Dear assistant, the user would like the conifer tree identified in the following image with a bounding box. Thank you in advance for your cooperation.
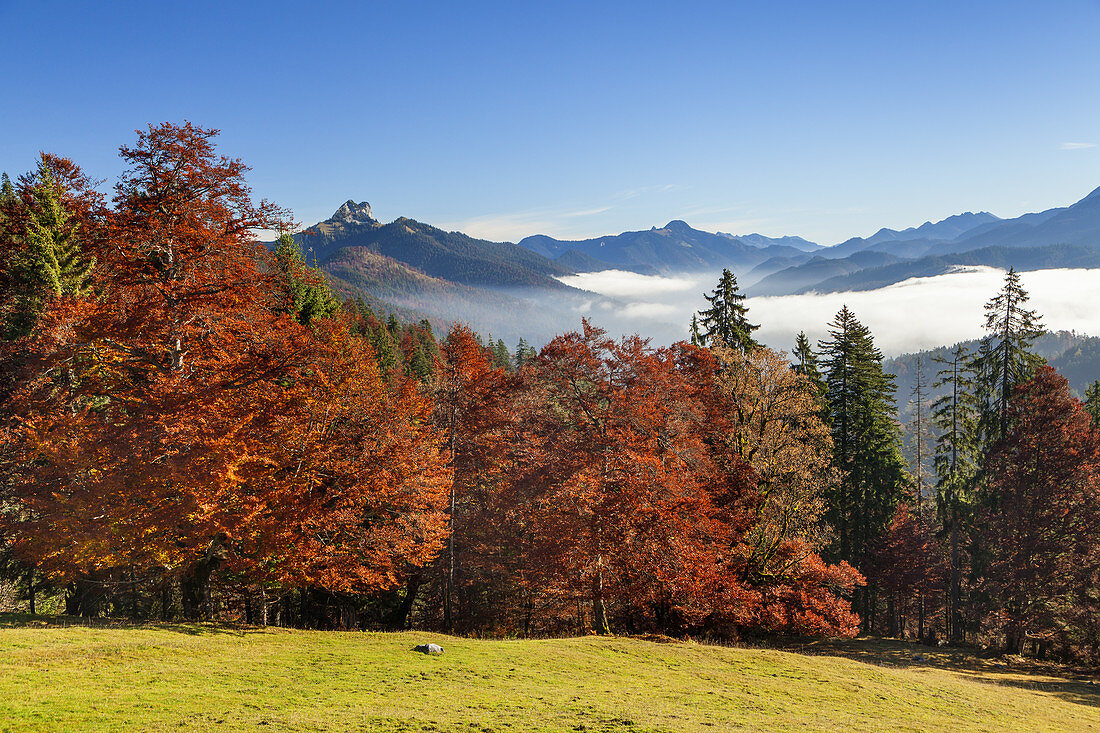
[908,356,932,512]
[3,161,95,338]
[0,173,14,209]
[274,232,339,326]
[971,268,1044,448]
[818,306,909,626]
[931,345,980,643]
[792,330,826,405]
[514,338,536,369]
[694,269,758,352]
[490,338,512,371]
[689,314,703,346]
[1085,380,1100,428]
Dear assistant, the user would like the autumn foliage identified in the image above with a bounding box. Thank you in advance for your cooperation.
[0,124,449,620]
[2,122,863,638]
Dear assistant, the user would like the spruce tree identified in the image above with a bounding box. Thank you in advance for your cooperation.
[274,232,339,326]
[514,338,536,369]
[694,269,758,352]
[0,173,14,208]
[792,330,826,405]
[971,268,1044,447]
[4,163,95,339]
[819,306,909,627]
[931,345,980,643]
[908,356,932,512]
[1084,380,1100,428]
[491,338,512,371]
[689,314,703,346]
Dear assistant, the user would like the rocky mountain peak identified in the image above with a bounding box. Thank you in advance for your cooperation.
[331,200,377,225]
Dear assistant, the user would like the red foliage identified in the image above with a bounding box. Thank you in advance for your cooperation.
[979,366,1100,655]
[1,124,449,616]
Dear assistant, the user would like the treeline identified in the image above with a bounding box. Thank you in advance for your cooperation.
[1,124,1099,662]
[0,123,860,640]
[692,267,1100,660]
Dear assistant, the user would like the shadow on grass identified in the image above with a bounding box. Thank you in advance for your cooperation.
[783,636,1100,709]
[0,612,266,637]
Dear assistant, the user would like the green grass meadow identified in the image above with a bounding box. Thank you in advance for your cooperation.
[0,616,1097,732]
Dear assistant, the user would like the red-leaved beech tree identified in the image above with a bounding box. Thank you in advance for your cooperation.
[0,123,450,619]
[507,322,740,634]
[978,366,1100,657]
[867,503,940,637]
[429,322,863,637]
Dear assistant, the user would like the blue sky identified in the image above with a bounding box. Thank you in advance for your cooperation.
[2,0,1098,244]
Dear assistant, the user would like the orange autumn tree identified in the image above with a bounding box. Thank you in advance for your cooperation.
[426,325,516,630]
[702,343,863,636]
[502,322,752,634]
[0,123,449,618]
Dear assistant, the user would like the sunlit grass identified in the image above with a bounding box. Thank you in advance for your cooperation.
[1,615,1097,732]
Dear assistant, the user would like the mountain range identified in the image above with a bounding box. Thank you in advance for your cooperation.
[271,184,1100,343]
[745,186,1100,295]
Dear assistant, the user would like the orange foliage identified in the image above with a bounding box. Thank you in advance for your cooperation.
[1,124,449,612]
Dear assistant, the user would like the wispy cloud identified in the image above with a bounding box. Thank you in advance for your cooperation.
[560,206,612,218]
[1060,142,1097,150]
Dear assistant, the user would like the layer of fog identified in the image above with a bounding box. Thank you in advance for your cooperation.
[558,266,1100,356]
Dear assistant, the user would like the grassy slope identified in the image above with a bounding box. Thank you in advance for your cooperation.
[1,618,1097,732]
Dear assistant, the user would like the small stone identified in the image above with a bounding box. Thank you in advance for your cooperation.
[414,643,444,655]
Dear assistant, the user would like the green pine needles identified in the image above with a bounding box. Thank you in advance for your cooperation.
[3,161,95,339]
[818,305,909,626]
[970,267,1045,446]
[692,269,758,352]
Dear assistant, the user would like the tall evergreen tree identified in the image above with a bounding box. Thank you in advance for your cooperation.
[792,330,826,405]
[1085,380,1100,428]
[971,268,1044,448]
[514,338,536,369]
[694,269,758,352]
[818,306,909,627]
[931,345,980,643]
[274,232,339,326]
[0,173,14,209]
[3,162,95,338]
[689,314,703,347]
[908,356,932,512]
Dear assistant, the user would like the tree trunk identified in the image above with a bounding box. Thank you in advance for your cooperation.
[592,562,610,635]
[27,571,36,615]
[181,534,229,621]
[949,521,962,644]
[160,578,171,622]
[917,593,925,641]
[387,574,422,630]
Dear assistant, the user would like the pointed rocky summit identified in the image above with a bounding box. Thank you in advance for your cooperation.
[331,200,377,225]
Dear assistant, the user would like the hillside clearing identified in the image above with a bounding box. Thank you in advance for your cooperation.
[0,616,1097,732]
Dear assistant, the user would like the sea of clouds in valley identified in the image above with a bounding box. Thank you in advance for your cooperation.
[557,267,1100,356]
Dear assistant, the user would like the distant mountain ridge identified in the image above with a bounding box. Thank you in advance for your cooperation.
[268,202,625,343]
[274,184,1100,342]
[517,220,812,275]
[721,232,822,252]
[746,186,1100,296]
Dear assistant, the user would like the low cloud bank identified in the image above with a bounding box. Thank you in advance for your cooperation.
[559,266,1100,355]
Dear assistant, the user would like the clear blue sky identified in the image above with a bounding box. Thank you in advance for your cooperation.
[2,0,1098,244]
